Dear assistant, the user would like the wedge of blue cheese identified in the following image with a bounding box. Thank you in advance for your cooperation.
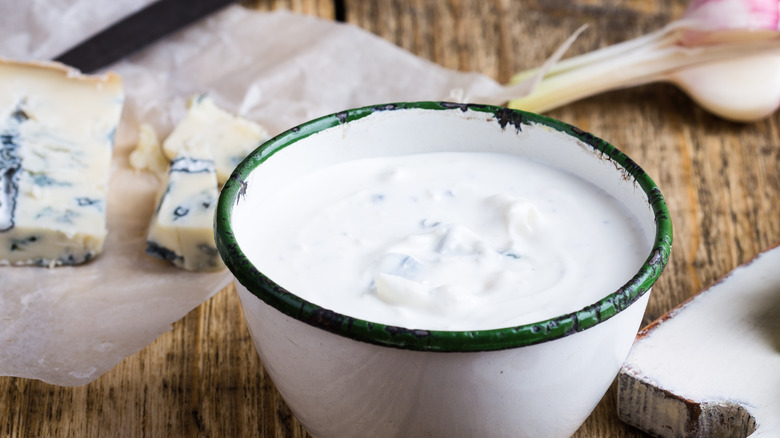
[162,94,269,184]
[0,60,123,267]
[146,149,224,272]
[142,95,268,272]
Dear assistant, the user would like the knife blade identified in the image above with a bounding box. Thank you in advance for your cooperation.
[54,0,238,73]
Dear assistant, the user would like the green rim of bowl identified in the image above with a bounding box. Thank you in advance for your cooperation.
[215,101,673,352]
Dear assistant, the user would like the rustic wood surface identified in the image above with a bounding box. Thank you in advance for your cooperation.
[2,0,779,436]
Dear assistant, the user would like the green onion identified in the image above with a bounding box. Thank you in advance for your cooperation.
[501,0,780,122]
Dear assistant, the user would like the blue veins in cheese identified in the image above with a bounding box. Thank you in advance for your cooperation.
[0,60,124,267]
[146,151,224,272]
[142,95,267,271]
[162,94,269,184]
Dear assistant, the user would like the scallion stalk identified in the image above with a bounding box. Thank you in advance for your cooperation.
[487,0,780,122]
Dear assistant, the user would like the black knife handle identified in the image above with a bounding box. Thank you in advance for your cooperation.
[54,0,237,73]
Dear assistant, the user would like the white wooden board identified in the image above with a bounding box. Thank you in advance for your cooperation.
[618,243,780,437]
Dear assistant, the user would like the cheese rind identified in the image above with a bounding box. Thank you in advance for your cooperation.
[145,154,225,272]
[162,95,269,184]
[0,59,123,266]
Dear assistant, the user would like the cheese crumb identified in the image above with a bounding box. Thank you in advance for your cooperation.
[129,123,168,176]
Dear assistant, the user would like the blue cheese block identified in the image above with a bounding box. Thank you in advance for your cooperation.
[0,60,123,267]
[162,95,269,185]
[146,154,225,272]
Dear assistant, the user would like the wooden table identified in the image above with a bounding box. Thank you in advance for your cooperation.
[3,0,779,436]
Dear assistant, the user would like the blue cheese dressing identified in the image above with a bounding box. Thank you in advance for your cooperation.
[245,152,650,331]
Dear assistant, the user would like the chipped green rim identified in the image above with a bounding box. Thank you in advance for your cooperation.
[215,101,673,352]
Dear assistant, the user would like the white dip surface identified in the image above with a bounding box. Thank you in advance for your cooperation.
[244,152,649,331]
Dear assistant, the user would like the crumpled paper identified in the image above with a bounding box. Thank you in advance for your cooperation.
[0,1,521,386]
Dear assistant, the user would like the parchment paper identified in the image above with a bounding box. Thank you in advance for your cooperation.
[0,1,530,386]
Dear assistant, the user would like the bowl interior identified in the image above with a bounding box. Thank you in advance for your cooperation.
[216,102,672,352]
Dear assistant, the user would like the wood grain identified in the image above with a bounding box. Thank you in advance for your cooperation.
[2,0,779,437]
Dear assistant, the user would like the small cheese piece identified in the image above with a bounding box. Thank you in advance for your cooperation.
[145,152,225,272]
[0,59,123,267]
[129,123,168,175]
[142,95,268,272]
[162,95,269,185]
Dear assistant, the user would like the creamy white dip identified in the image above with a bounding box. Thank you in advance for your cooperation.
[245,152,649,331]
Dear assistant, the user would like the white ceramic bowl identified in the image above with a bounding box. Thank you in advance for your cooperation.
[216,102,673,438]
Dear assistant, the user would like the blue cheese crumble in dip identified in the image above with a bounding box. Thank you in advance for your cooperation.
[247,152,650,331]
